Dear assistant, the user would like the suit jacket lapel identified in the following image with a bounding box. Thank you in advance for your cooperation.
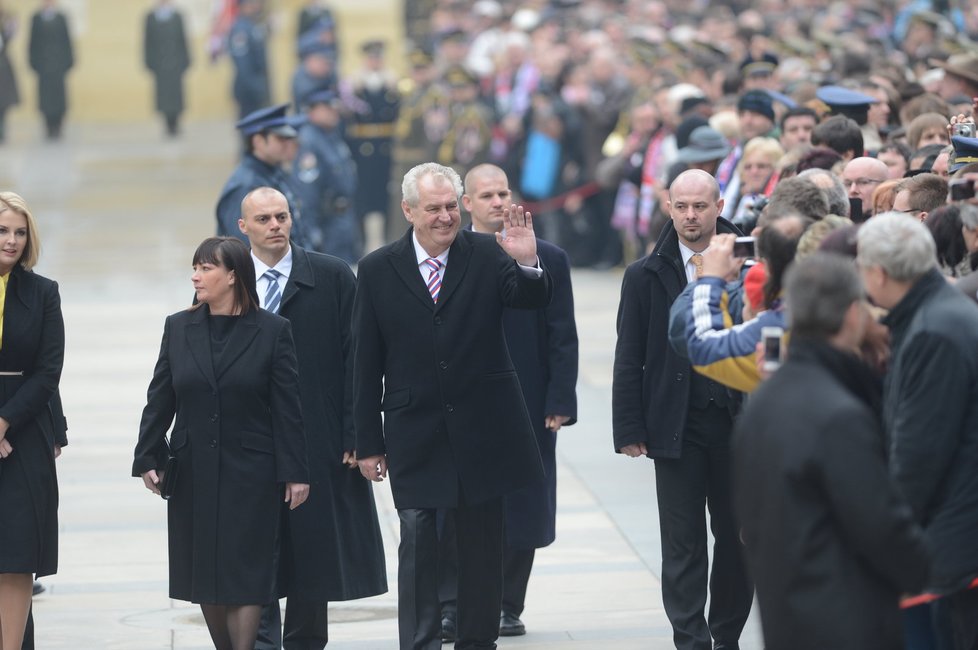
[434,232,471,310]
[185,306,218,392]
[388,228,436,311]
[280,245,313,312]
[215,308,260,379]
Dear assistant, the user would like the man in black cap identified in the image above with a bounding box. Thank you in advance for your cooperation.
[739,52,779,92]
[216,103,309,248]
[718,89,776,220]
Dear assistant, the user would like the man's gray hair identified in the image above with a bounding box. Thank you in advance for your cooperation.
[856,212,937,282]
[960,203,978,230]
[798,168,850,217]
[785,253,864,339]
[402,163,463,207]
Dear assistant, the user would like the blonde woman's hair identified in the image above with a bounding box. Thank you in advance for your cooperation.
[0,191,41,270]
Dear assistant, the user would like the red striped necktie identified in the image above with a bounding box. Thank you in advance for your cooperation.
[425,258,443,303]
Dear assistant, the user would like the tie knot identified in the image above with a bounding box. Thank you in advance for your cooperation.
[424,258,442,272]
[262,269,282,282]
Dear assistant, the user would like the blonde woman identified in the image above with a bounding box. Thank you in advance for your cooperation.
[0,191,64,650]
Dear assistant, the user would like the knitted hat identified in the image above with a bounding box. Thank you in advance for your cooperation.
[743,262,768,312]
[737,90,775,122]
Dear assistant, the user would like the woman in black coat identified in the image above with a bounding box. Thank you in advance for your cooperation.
[0,191,65,650]
[133,237,309,650]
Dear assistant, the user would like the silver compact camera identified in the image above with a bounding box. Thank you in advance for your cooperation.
[953,122,976,138]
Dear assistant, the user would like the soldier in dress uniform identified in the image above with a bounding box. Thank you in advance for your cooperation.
[344,40,399,251]
[437,65,494,177]
[294,89,360,263]
[27,0,73,140]
[387,48,449,242]
[292,30,337,110]
[216,103,310,248]
[228,0,269,120]
[143,0,190,137]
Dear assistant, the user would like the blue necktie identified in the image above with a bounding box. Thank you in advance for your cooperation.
[263,269,283,314]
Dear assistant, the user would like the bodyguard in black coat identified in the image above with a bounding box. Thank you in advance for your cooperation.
[239,188,386,650]
[27,1,73,139]
[143,1,190,137]
[734,254,929,650]
[612,170,751,650]
[134,237,309,649]
[354,163,550,649]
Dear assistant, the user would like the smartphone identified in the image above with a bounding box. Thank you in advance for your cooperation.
[733,236,756,259]
[950,178,975,202]
[849,197,866,223]
[761,326,784,372]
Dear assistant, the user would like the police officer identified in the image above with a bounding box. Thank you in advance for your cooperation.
[294,89,360,263]
[216,103,310,248]
[345,40,399,250]
[292,31,337,110]
[228,0,269,119]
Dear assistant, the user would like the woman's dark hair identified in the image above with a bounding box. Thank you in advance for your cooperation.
[926,204,968,273]
[191,237,259,314]
[795,146,843,173]
[758,222,803,308]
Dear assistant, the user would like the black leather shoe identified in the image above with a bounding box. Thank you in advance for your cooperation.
[441,612,457,644]
[32,581,45,596]
[499,611,526,637]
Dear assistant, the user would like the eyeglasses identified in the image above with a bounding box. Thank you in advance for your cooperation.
[844,178,884,189]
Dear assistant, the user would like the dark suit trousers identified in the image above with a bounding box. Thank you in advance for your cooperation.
[653,404,753,650]
[400,498,503,650]
[438,511,536,618]
[256,599,328,650]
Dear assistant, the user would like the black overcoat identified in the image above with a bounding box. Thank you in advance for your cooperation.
[143,8,190,117]
[611,219,739,458]
[734,341,929,650]
[0,267,64,578]
[501,239,578,549]
[276,246,387,601]
[133,305,308,605]
[353,228,550,509]
[28,10,72,118]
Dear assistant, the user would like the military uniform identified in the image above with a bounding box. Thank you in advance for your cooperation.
[228,13,269,119]
[294,117,360,263]
[387,51,449,241]
[28,5,73,139]
[437,67,493,177]
[143,4,190,136]
[216,104,310,248]
[292,32,337,107]
[345,44,399,232]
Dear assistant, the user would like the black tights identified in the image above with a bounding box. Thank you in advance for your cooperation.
[200,604,262,650]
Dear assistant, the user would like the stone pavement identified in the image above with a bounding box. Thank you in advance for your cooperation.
[0,120,762,649]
